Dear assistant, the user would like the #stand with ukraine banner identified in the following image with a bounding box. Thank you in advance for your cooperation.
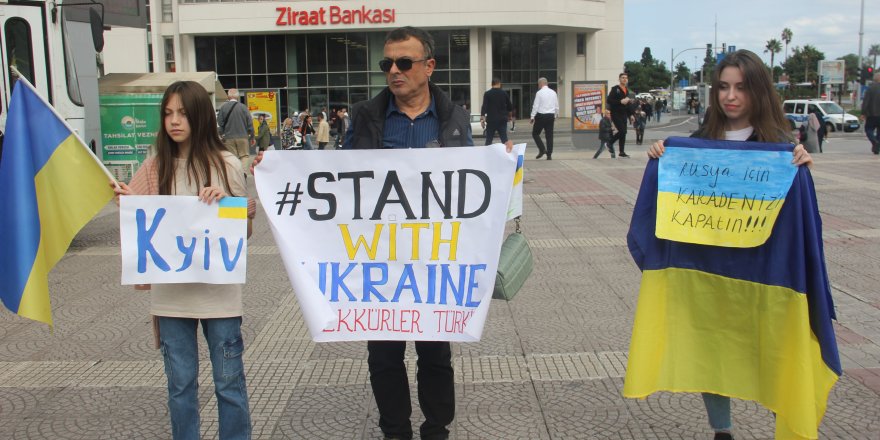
[255,146,516,342]
[624,137,840,439]
[0,77,115,326]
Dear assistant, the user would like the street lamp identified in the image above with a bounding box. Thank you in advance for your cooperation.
[670,47,705,109]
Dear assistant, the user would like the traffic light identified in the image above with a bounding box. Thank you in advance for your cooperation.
[862,66,875,84]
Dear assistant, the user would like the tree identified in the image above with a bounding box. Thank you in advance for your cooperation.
[764,38,782,81]
[782,44,825,84]
[640,47,655,67]
[624,59,671,92]
[869,44,880,69]
[781,28,793,62]
[840,53,860,83]
[674,61,690,83]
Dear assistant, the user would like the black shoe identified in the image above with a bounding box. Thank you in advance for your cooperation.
[536,152,545,159]
[546,155,552,160]
[619,152,630,158]
[872,141,880,154]
[713,433,734,440]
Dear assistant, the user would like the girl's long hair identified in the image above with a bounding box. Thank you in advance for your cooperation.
[154,81,236,196]
[705,50,792,142]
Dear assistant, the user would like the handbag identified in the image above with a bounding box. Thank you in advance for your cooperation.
[492,217,533,300]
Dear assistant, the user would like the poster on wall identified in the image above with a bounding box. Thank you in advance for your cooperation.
[99,93,163,182]
[246,90,280,135]
[571,81,607,132]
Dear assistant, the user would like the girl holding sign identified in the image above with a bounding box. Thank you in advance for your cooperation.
[644,50,813,440]
[112,81,254,440]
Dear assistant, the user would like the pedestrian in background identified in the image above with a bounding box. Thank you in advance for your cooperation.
[607,72,635,157]
[333,108,346,149]
[280,117,296,150]
[643,49,813,440]
[216,88,254,171]
[480,77,513,145]
[255,113,271,152]
[530,77,558,160]
[315,112,331,150]
[299,113,314,150]
[111,81,255,440]
[860,71,880,154]
[593,109,615,159]
[633,107,647,145]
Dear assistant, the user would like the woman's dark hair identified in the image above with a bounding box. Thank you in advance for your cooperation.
[705,50,792,142]
[155,81,236,196]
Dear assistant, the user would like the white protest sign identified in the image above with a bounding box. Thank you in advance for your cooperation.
[119,196,248,284]
[255,146,516,342]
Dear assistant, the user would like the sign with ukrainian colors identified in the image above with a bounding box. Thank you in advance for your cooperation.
[507,143,526,220]
[119,196,249,284]
[655,137,798,248]
[254,146,516,342]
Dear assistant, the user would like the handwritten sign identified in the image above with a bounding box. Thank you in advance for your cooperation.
[655,137,798,248]
[254,146,516,342]
[119,196,248,284]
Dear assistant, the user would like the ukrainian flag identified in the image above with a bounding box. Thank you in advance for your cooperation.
[0,79,114,326]
[624,138,840,439]
[218,197,248,219]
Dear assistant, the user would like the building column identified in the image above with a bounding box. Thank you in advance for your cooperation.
[469,27,492,116]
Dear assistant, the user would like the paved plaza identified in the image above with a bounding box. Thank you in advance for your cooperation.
[1,115,879,439]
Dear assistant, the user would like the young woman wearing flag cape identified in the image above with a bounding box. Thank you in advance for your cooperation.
[644,50,814,440]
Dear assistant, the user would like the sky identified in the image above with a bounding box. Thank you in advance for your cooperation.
[624,0,880,72]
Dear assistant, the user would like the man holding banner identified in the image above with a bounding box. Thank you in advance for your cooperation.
[342,26,470,440]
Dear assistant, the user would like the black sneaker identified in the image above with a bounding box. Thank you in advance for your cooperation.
[713,432,734,440]
[619,152,630,158]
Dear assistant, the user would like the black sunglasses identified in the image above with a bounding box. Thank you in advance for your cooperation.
[378,57,428,73]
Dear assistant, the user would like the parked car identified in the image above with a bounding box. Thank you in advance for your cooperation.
[470,114,486,137]
[783,99,860,133]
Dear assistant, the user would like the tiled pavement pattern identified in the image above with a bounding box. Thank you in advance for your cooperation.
[2,123,880,439]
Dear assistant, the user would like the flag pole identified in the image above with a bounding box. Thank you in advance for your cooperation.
[8,66,120,189]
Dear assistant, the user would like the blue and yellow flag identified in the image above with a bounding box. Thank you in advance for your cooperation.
[0,79,114,325]
[624,138,840,440]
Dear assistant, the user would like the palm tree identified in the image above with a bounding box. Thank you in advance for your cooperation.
[870,44,880,69]
[765,38,782,81]
[781,28,793,62]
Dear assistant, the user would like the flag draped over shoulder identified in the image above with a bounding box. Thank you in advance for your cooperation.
[623,138,840,440]
[0,80,114,325]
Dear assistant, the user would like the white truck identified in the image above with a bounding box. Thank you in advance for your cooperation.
[0,0,113,154]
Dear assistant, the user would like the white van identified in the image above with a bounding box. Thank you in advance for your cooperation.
[783,99,860,133]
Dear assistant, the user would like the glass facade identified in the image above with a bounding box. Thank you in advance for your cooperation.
[491,32,557,118]
[195,30,472,120]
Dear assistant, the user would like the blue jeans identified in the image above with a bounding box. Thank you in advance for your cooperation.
[303,134,314,150]
[158,316,251,440]
[702,393,732,432]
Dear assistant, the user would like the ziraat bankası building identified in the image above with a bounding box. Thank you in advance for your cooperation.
[113,0,624,120]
